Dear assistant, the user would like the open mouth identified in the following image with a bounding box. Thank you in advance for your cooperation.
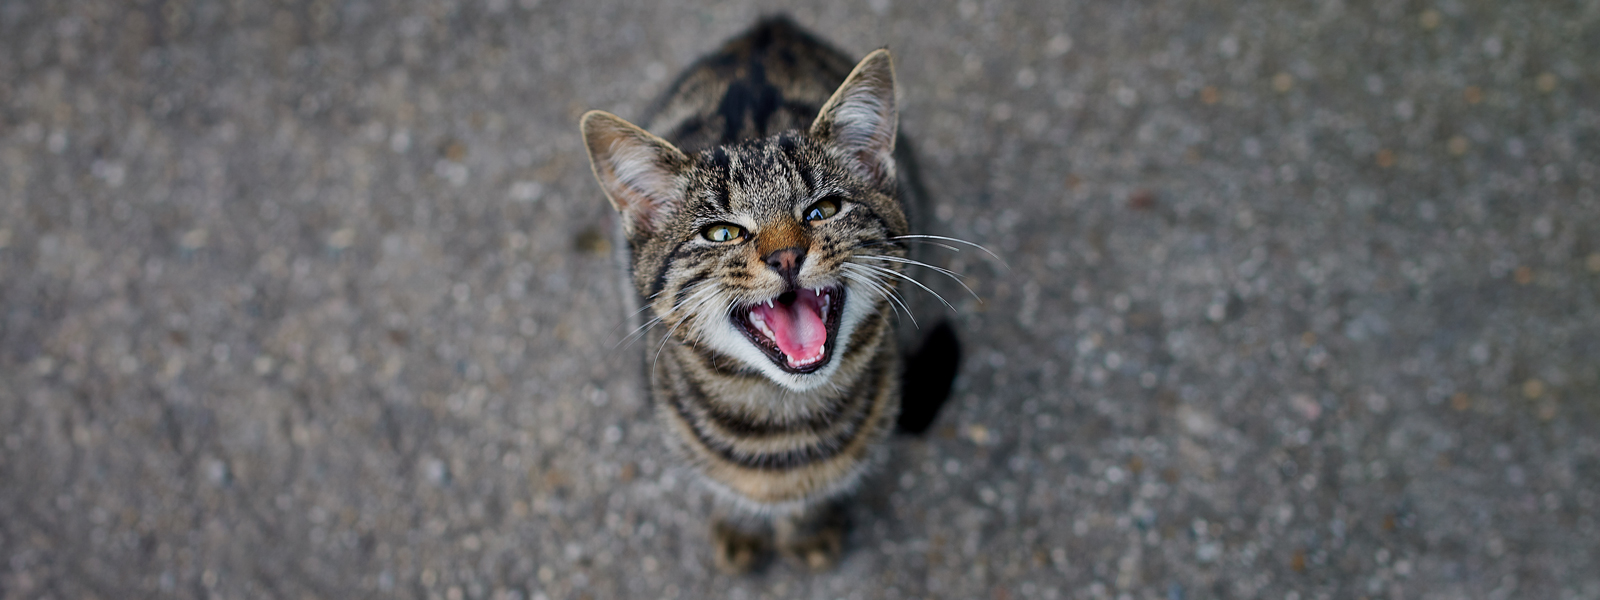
[731,285,846,374]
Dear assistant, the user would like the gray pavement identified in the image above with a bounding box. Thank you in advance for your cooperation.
[3,1,1598,599]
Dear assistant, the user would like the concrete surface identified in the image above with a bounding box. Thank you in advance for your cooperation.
[2,1,1598,599]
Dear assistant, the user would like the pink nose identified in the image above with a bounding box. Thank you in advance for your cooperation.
[763,247,806,284]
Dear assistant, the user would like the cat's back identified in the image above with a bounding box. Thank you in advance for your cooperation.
[641,16,859,153]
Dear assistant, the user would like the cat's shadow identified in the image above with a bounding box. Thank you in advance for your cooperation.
[895,320,961,435]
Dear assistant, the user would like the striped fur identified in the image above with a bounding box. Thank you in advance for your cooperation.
[580,17,912,571]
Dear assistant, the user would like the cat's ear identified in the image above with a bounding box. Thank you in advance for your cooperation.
[810,49,898,190]
[580,111,691,236]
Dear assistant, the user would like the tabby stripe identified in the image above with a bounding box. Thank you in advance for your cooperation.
[839,307,887,364]
[687,345,760,379]
[647,247,683,299]
[672,270,712,307]
[708,147,732,211]
[776,133,815,194]
[649,243,719,298]
[685,378,850,440]
[851,207,896,239]
[665,364,881,471]
[678,351,854,437]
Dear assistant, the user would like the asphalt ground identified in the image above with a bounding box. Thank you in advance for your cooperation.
[2,1,1598,599]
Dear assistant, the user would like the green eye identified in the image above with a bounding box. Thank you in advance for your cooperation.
[702,223,746,243]
[804,197,843,222]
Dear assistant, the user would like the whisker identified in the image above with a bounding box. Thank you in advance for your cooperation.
[857,238,962,254]
[628,284,717,351]
[855,254,982,301]
[843,264,921,327]
[850,261,956,312]
[613,278,719,349]
[890,234,1007,267]
[652,289,725,373]
[840,267,917,328]
[614,315,664,350]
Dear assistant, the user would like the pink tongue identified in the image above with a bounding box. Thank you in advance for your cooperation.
[750,290,828,366]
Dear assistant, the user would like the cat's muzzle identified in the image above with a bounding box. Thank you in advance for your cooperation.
[732,285,847,374]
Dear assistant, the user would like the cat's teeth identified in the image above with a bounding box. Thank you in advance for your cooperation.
[749,311,776,341]
[791,346,825,367]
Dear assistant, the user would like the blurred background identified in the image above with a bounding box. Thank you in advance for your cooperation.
[2,1,1597,598]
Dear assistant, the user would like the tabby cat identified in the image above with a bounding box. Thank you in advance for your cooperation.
[580,17,929,573]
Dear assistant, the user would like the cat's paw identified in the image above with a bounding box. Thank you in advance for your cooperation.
[780,524,844,571]
[776,504,848,571]
[711,519,771,574]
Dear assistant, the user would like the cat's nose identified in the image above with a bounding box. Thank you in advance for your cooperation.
[763,247,807,285]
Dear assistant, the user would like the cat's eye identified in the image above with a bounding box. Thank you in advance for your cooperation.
[702,223,746,243]
[803,197,843,222]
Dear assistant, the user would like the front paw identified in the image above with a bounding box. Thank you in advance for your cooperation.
[711,519,771,574]
[781,524,844,571]
[776,504,848,571]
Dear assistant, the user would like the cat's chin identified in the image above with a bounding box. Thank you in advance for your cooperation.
[731,285,847,377]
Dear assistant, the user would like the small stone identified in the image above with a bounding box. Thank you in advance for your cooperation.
[1290,394,1321,421]
[965,424,990,445]
[1128,189,1156,211]
[328,228,356,250]
[1114,84,1138,107]
[1447,136,1470,156]
[1199,85,1219,105]
[1218,35,1240,58]
[1015,67,1037,89]
[1207,302,1227,322]
[1418,9,1441,30]
[1463,86,1483,105]
[1521,379,1545,400]
[510,180,544,202]
[1535,73,1558,94]
[1450,393,1471,411]
[442,139,468,161]
[1178,405,1217,436]
[1365,393,1389,413]
[1584,253,1600,273]
[181,228,209,250]
[1375,149,1396,168]
[1271,72,1293,93]
[1105,465,1125,483]
[1045,33,1073,57]
[1513,266,1533,285]
[1483,37,1504,58]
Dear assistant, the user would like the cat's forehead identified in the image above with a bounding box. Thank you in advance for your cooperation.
[687,134,834,213]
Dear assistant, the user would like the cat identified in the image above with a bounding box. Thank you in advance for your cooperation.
[579,16,956,573]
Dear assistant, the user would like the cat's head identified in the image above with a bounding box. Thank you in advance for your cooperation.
[581,50,907,391]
